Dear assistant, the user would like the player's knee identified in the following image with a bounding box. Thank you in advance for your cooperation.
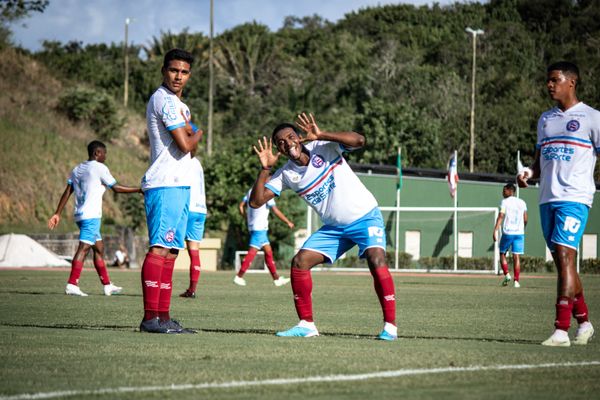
[365,250,387,268]
[291,254,311,270]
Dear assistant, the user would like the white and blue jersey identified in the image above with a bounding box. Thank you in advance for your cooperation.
[266,140,378,226]
[68,160,117,222]
[500,196,527,235]
[142,85,193,191]
[536,102,600,206]
[244,189,275,231]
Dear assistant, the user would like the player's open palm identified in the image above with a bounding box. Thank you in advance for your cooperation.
[48,214,60,230]
[253,136,280,169]
[296,112,321,142]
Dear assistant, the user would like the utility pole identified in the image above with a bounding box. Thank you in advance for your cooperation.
[207,0,214,156]
[123,17,130,107]
[465,27,484,173]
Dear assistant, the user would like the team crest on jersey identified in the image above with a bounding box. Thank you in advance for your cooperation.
[566,120,580,132]
[289,172,301,183]
[165,229,175,243]
[185,109,191,119]
[311,154,325,168]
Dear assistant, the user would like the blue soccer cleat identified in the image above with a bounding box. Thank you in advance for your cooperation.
[276,321,319,337]
[377,330,398,341]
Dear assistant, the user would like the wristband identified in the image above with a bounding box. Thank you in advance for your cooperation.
[190,122,199,133]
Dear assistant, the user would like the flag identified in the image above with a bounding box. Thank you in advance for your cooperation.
[396,147,402,191]
[447,152,459,198]
[517,151,525,174]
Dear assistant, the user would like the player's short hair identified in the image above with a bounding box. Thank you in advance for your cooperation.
[87,140,106,158]
[504,183,516,192]
[272,123,300,140]
[547,61,580,85]
[163,48,194,69]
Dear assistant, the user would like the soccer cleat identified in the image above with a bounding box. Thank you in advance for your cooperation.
[276,320,319,337]
[501,274,512,287]
[378,330,398,341]
[179,290,196,298]
[273,276,291,286]
[160,319,197,334]
[573,323,594,345]
[541,330,570,347]
[514,281,520,288]
[139,317,177,334]
[65,283,88,297]
[233,275,247,286]
[103,283,122,296]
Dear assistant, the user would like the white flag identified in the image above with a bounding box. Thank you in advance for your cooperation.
[447,152,459,198]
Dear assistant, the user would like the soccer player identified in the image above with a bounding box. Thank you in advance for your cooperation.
[233,187,294,287]
[250,113,397,340]
[140,48,202,334]
[493,183,528,288]
[518,61,598,347]
[179,155,207,299]
[48,140,141,296]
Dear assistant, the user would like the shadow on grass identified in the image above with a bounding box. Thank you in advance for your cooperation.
[0,291,141,297]
[0,322,540,344]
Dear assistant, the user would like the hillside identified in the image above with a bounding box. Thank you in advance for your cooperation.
[0,48,149,234]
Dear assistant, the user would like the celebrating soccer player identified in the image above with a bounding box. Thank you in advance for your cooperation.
[249,113,397,340]
[48,140,141,297]
[518,61,598,346]
[139,48,202,333]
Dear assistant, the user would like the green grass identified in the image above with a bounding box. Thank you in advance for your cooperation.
[0,270,599,399]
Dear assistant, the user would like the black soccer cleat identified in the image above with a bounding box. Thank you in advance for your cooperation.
[179,290,196,299]
[160,319,197,334]
[139,317,178,334]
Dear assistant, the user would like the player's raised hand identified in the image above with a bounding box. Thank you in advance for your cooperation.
[517,171,530,188]
[296,112,321,142]
[253,136,280,169]
[48,214,60,230]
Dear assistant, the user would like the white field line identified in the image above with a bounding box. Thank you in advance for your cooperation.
[2,361,599,400]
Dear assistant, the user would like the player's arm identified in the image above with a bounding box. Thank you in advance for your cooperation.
[296,112,365,149]
[493,212,504,242]
[239,200,247,217]
[271,205,294,229]
[170,125,202,154]
[111,184,143,194]
[249,137,279,208]
[517,149,540,188]
[523,211,528,227]
[48,183,74,230]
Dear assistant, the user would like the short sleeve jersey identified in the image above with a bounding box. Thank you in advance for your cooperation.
[244,189,275,231]
[536,102,600,206]
[142,86,192,191]
[188,157,207,213]
[265,140,378,226]
[499,196,527,235]
[68,160,117,222]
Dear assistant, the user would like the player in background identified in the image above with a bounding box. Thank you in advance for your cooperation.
[493,183,528,288]
[48,140,141,296]
[250,113,397,340]
[180,154,207,299]
[140,48,202,333]
[233,188,294,287]
[518,61,598,347]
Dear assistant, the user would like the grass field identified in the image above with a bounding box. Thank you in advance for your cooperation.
[0,269,599,400]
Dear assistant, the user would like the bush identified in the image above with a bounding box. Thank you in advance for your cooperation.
[580,259,600,274]
[58,86,123,140]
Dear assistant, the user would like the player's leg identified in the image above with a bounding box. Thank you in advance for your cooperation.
[181,212,205,298]
[263,243,290,286]
[235,230,264,285]
[92,240,122,296]
[364,248,397,340]
[512,253,521,287]
[275,249,325,337]
[65,240,91,296]
[511,234,524,288]
[498,235,512,285]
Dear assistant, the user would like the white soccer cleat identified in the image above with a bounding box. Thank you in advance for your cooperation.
[273,276,290,286]
[233,275,246,286]
[541,329,570,347]
[103,283,123,296]
[276,320,319,337]
[573,322,594,345]
[514,281,520,288]
[65,283,88,297]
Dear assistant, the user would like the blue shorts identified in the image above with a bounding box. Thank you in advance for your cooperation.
[185,212,206,242]
[540,201,589,251]
[76,218,102,245]
[302,207,386,263]
[144,187,190,249]
[499,234,524,255]
[249,230,269,249]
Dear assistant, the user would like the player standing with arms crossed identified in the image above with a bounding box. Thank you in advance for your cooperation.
[140,49,202,333]
[250,113,397,340]
[493,183,528,288]
[48,140,141,296]
[518,61,598,346]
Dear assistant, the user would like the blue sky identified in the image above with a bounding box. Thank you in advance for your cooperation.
[9,0,460,52]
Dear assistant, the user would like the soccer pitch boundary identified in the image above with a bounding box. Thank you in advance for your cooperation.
[2,361,599,400]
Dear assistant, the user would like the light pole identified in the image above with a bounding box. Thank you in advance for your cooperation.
[465,27,484,173]
[207,0,214,157]
[123,17,132,107]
